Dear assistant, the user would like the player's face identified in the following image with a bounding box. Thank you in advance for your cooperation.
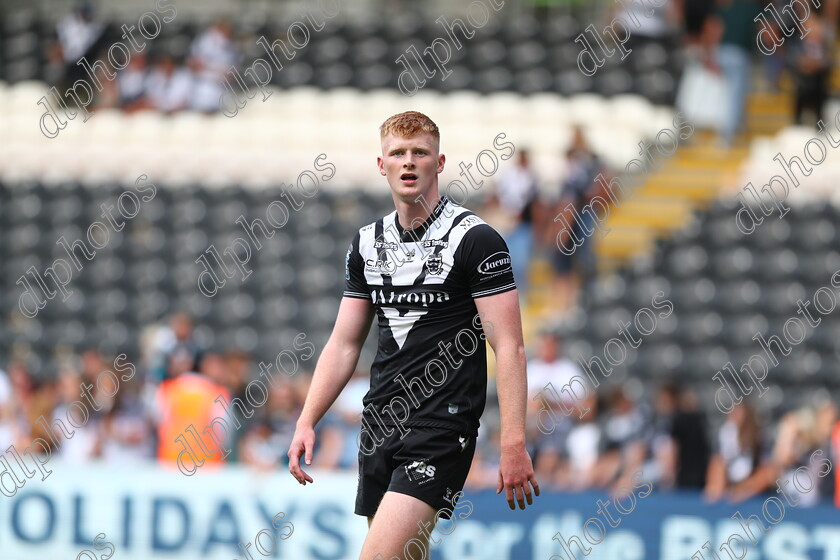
[378,133,445,203]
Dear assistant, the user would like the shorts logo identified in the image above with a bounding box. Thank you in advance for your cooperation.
[477,252,512,276]
[459,435,468,452]
[425,254,443,275]
[448,403,459,414]
[405,459,436,482]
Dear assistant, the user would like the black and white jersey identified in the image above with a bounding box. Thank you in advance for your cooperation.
[344,196,516,435]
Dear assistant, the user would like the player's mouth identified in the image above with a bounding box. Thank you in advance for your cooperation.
[400,172,418,185]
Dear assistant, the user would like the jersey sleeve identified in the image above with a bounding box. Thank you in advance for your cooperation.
[457,223,517,299]
[343,231,370,299]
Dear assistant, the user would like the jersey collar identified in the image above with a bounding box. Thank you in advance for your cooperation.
[395,196,449,243]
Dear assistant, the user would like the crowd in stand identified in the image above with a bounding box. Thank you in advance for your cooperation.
[1,314,838,505]
[50,4,237,114]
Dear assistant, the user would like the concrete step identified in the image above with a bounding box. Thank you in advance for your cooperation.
[595,226,655,260]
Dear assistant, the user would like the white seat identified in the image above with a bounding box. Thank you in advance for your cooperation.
[610,94,656,137]
[568,94,608,126]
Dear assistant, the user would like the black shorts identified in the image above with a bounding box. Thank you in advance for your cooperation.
[355,425,477,519]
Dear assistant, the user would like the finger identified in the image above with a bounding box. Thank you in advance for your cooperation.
[289,465,301,484]
[505,485,515,510]
[304,438,313,466]
[289,462,303,484]
[524,484,533,506]
[514,483,526,510]
[496,471,504,495]
[529,474,541,497]
[288,444,307,484]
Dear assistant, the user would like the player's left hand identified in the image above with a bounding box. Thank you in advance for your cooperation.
[496,445,540,510]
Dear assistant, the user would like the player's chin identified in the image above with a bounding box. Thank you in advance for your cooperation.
[391,180,425,200]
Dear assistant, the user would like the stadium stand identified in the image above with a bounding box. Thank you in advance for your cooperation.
[3,8,840,560]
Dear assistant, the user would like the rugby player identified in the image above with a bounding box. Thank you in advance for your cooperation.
[288,111,538,559]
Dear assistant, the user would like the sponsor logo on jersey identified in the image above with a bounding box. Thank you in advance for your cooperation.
[477,252,512,275]
[405,459,436,482]
[460,216,480,230]
[345,246,352,280]
[425,254,444,275]
[423,239,449,248]
[365,258,397,275]
[369,289,450,307]
[374,240,398,250]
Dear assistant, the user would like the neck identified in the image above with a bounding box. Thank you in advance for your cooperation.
[393,188,442,230]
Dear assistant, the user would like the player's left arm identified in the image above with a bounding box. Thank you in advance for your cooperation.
[474,290,540,510]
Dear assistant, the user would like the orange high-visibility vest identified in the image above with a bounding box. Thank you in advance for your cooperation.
[155,373,230,466]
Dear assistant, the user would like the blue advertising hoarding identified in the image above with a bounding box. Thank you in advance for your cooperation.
[1,462,838,560]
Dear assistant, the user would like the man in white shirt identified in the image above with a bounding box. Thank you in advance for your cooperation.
[492,150,540,294]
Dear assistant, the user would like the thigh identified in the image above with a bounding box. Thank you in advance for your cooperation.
[358,491,436,560]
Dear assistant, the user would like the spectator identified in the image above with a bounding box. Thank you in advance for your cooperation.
[223,350,253,461]
[240,378,300,469]
[611,0,678,53]
[677,0,716,48]
[486,149,541,294]
[118,52,152,112]
[669,385,711,489]
[145,56,193,115]
[649,382,711,490]
[705,400,767,501]
[188,20,238,113]
[101,376,155,462]
[53,366,101,463]
[239,421,282,471]
[155,352,229,469]
[789,12,832,126]
[150,313,203,382]
[548,127,605,312]
[597,387,651,491]
[50,2,106,91]
[768,399,836,506]
[80,349,118,412]
[556,393,603,490]
[527,331,585,402]
[707,0,763,147]
[6,363,36,451]
[0,368,14,452]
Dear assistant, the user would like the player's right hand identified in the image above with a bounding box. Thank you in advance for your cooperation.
[288,425,316,485]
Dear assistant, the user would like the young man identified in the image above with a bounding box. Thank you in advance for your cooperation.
[288,112,539,560]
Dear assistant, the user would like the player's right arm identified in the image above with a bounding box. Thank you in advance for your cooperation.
[289,231,374,485]
[288,296,373,485]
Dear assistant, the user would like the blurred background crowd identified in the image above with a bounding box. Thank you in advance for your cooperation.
[2,312,840,506]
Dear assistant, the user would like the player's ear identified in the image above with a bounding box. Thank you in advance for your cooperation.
[437,153,445,174]
[377,156,386,176]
